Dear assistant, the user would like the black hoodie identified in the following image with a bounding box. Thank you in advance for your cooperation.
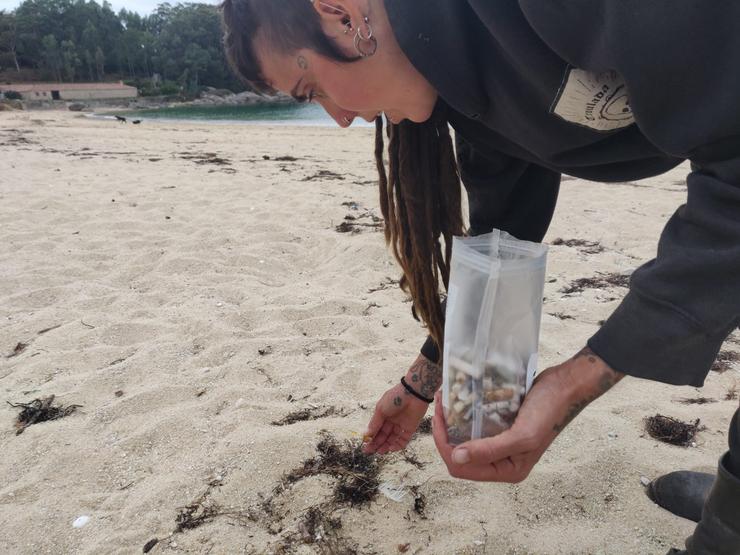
[385,0,740,387]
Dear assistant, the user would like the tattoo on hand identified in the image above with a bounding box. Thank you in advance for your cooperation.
[297,55,308,70]
[393,396,403,407]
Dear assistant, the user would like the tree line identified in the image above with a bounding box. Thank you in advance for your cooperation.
[0,0,245,94]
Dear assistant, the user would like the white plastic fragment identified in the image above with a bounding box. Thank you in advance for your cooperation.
[73,515,90,528]
[379,481,407,502]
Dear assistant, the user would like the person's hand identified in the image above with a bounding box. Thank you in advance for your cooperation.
[363,353,442,454]
[432,347,624,482]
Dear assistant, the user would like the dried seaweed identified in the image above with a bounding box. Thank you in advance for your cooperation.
[8,395,81,435]
[644,414,703,447]
[301,169,345,181]
[548,312,575,321]
[677,397,717,405]
[551,238,605,255]
[712,350,739,373]
[6,342,28,358]
[726,383,738,401]
[281,433,381,507]
[271,405,348,426]
[409,485,427,518]
[416,416,432,435]
[561,272,631,295]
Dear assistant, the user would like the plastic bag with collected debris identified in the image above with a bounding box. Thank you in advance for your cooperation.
[442,230,548,444]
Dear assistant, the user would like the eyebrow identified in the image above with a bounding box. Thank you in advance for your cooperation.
[290,78,305,102]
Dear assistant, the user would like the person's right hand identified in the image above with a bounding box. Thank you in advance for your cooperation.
[363,353,442,454]
[362,382,429,454]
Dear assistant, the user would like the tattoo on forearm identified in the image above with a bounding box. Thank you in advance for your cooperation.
[407,357,443,399]
[552,354,624,433]
[297,55,308,70]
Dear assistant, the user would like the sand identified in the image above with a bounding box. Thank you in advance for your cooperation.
[1,110,738,555]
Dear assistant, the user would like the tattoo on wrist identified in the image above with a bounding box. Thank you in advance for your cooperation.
[406,357,442,400]
[552,363,623,433]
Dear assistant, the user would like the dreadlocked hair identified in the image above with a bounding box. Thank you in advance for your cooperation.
[220,0,464,352]
[375,105,464,352]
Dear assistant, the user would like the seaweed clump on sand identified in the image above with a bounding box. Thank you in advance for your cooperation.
[712,350,739,373]
[644,414,704,447]
[7,395,81,435]
[560,272,631,294]
[416,416,432,435]
[271,405,348,426]
[281,432,381,507]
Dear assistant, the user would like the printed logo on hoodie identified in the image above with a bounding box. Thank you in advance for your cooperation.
[550,67,634,132]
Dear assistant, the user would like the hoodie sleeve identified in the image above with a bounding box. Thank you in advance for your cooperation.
[420,134,560,363]
[519,0,740,385]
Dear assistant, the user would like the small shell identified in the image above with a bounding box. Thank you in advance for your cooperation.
[453,401,466,414]
[457,388,470,403]
[451,383,462,395]
[482,377,494,390]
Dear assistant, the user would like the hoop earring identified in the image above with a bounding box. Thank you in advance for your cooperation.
[354,16,377,57]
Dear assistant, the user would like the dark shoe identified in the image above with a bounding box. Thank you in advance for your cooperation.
[667,453,740,555]
[646,470,715,522]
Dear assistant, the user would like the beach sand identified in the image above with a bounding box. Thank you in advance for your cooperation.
[1,110,738,554]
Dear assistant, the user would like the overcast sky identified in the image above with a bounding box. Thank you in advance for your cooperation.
[0,0,221,15]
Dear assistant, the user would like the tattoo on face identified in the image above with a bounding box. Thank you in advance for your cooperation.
[297,55,308,70]
[393,396,403,407]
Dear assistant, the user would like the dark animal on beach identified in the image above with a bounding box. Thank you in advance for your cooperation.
[115,115,127,123]
[132,119,141,124]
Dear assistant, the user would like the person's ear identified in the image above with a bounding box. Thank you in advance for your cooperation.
[310,0,364,33]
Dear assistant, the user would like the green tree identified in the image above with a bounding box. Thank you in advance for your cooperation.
[41,33,62,81]
[61,39,79,81]
[0,11,21,72]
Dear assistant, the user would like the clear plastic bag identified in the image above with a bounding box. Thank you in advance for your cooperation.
[442,229,548,444]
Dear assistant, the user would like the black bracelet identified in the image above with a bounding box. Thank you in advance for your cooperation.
[400,376,434,403]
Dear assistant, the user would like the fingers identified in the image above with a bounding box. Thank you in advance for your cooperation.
[432,392,533,482]
[432,392,454,460]
[375,422,413,454]
[453,429,530,467]
[364,406,386,441]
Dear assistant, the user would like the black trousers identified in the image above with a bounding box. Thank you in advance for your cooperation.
[728,408,740,478]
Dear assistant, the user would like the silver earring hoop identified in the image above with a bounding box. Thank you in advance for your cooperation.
[357,16,373,41]
[353,17,377,57]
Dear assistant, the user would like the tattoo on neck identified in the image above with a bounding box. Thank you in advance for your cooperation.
[297,55,308,70]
